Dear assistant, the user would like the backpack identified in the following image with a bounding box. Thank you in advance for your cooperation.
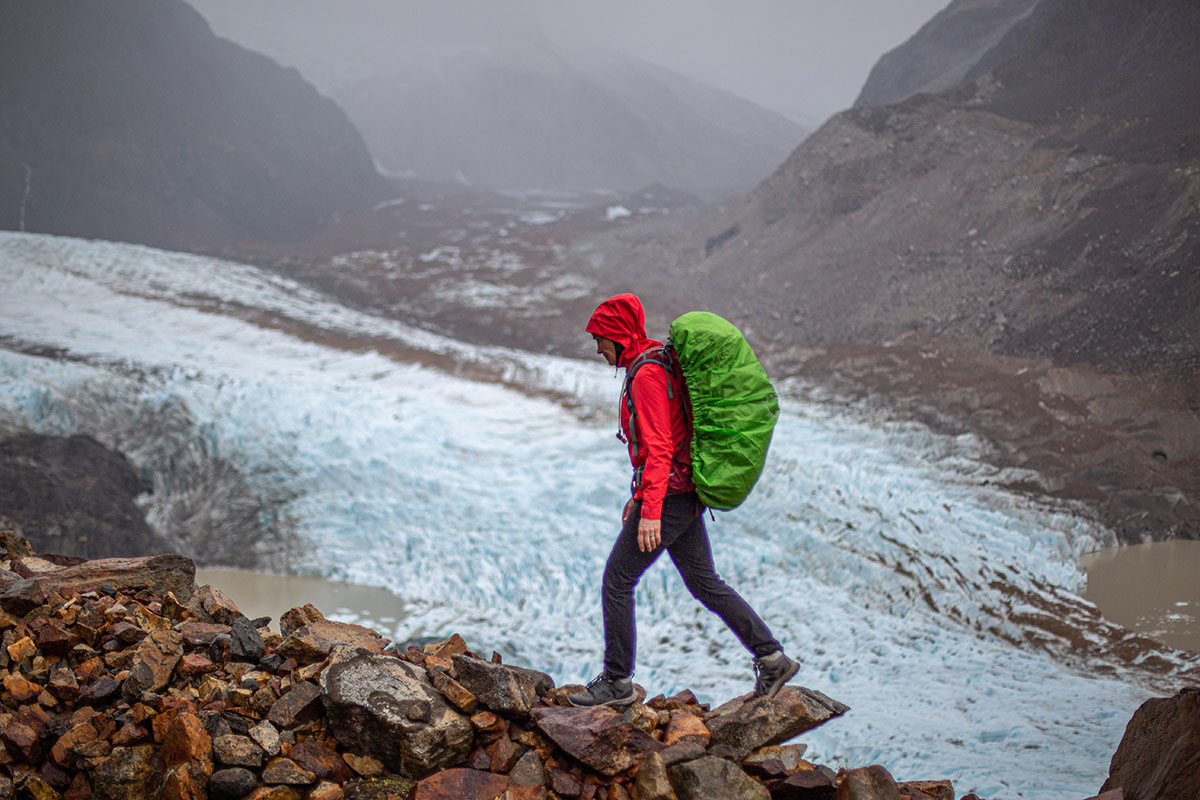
[624,311,780,510]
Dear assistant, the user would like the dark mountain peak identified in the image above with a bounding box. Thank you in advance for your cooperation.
[0,0,388,250]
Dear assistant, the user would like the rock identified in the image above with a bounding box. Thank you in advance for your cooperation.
[162,712,213,776]
[2,721,41,762]
[288,739,349,783]
[245,788,302,800]
[1101,686,1200,800]
[230,617,266,661]
[668,756,769,800]
[411,768,508,800]
[1083,791,1124,800]
[835,767,901,800]
[121,629,183,700]
[179,622,232,647]
[1,578,45,615]
[213,735,265,769]
[50,722,99,768]
[663,711,711,747]
[422,633,469,658]
[772,769,836,800]
[177,653,218,678]
[91,745,165,800]
[427,668,477,714]
[277,620,387,664]
[659,741,708,767]
[509,750,546,787]
[706,687,849,759]
[342,777,418,800]
[742,744,809,779]
[279,604,325,637]
[162,763,208,800]
[266,681,322,729]
[342,753,385,779]
[27,554,195,602]
[450,653,548,715]
[634,752,678,800]
[248,720,282,757]
[3,671,41,702]
[209,767,258,800]
[262,757,316,785]
[194,585,243,625]
[0,525,33,559]
[319,650,472,779]
[308,782,345,800]
[896,781,953,800]
[531,705,664,776]
[77,676,120,706]
[15,774,59,800]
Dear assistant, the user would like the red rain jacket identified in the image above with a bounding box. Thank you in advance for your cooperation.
[586,294,693,519]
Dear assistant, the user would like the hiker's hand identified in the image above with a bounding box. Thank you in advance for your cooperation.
[638,517,661,552]
[622,498,637,524]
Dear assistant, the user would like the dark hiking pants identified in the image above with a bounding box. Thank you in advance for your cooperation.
[602,491,781,679]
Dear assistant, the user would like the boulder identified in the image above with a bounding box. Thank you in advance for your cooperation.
[25,554,195,601]
[278,620,387,664]
[706,687,849,759]
[834,766,901,800]
[1101,686,1200,800]
[450,653,549,715]
[668,756,769,800]
[319,650,472,779]
[530,705,664,776]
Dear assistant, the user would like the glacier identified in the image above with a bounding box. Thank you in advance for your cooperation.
[0,231,1188,798]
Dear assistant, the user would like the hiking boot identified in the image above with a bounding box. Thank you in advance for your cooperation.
[568,674,636,708]
[753,650,799,699]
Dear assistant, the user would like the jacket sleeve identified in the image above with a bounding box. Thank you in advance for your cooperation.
[631,365,675,520]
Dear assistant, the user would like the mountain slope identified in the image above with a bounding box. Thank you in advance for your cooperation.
[0,0,388,249]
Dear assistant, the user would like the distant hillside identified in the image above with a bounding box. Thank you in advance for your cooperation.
[184,0,806,200]
[0,0,388,250]
[593,0,1200,379]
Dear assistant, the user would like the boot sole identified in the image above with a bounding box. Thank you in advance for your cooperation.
[567,693,636,708]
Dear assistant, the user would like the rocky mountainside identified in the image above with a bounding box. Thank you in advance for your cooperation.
[585,0,1199,381]
[855,0,1038,107]
[0,0,388,251]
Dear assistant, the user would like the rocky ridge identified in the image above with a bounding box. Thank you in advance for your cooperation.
[0,531,988,800]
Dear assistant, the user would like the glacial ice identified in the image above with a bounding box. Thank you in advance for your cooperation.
[0,231,1183,799]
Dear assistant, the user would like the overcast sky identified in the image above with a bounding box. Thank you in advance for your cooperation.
[191,0,949,125]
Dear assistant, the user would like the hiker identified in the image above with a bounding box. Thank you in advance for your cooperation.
[569,292,798,708]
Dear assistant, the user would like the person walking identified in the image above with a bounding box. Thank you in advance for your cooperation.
[569,293,798,708]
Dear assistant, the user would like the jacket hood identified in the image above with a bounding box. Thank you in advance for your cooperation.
[586,293,656,367]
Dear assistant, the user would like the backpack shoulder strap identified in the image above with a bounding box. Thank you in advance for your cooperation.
[622,346,684,461]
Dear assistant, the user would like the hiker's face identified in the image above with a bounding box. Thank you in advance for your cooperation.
[593,334,618,366]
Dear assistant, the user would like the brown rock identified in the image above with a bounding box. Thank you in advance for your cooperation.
[48,666,80,699]
[91,745,165,800]
[121,629,184,700]
[412,768,508,800]
[37,621,78,655]
[179,622,232,648]
[111,723,148,747]
[162,763,208,800]
[308,782,345,800]
[469,710,503,733]
[262,757,316,785]
[633,752,677,800]
[319,650,473,779]
[267,681,322,729]
[835,767,901,800]
[245,788,301,800]
[277,620,386,664]
[177,653,218,678]
[1101,686,1200,800]
[77,676,120,706]
[194,585,242,625]
[508,750,546,788]
[342,752,385,778]
[706,687,849,760]
[451,654,547,716]
[279,604,325,637]
[485,734,519,773]
[422,633,469,659]
[161,592,197,623]
[668,756,769,800]
[772,769,836,800]
[213,734,265,768]
[163,712,213,776]
[896,781,953,800]
[662,712,710,748]
[7,635,36,662]
[658,741,707,768]
[4,671,41,703]
[341,776,417,800]
[3,720,41,762]
[531,705,664,777]
[742,744,809,779]
[288,739,349,783]
[28,555,195,602]
[248,720,282,757]
[50,722,98,767]
[15,773,60,800]
[428,668,477,714]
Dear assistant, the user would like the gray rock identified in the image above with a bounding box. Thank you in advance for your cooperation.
[230,617,266,661]
[209,767,258,800]
[319,649,472,779]
[508,750,545,787]
[706,686,849,759]
[668,756,769,800]
[450,653,548,715]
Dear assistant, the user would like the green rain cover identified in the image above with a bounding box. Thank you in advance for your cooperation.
[669,311,779,510]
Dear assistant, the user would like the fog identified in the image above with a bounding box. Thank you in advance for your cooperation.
[189,0,948,125]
